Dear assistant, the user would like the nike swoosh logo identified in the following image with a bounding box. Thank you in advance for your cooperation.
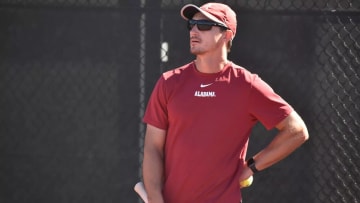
[200,83,213,88]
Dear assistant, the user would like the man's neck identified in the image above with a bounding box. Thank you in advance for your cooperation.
[194,55,229,74]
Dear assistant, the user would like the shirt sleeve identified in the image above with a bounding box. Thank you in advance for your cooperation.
[143,76,169,130]
[248,74,293,130]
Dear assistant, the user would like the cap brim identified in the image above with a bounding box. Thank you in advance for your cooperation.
[180,4,227,27]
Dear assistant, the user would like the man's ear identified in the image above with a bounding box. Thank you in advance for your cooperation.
[224,30,234,42]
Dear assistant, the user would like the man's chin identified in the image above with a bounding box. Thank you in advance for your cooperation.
[190,48,203,55]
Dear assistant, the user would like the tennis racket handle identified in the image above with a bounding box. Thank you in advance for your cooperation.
[134,182,148,203]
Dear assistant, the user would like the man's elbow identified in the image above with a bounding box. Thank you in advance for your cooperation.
[296,122,309,144]
[290,111,309,143]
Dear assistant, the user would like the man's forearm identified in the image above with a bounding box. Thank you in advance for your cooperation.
[143,150,164,203]
[142,125,167,203]
[254,126,308,171]
[252,111,309,172]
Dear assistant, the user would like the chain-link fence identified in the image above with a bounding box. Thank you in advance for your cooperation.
[1,0,359,203]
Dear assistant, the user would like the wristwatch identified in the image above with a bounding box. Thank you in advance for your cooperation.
[247,157,259,173]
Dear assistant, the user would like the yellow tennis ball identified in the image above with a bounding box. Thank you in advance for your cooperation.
[240,175,253,188]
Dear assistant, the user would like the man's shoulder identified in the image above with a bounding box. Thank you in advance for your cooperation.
[229,62,258,82]
[162,62,194,80]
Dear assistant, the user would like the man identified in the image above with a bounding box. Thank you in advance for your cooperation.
[142,2,309,203]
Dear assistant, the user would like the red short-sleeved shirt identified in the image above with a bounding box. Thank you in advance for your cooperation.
[143,62,293,203]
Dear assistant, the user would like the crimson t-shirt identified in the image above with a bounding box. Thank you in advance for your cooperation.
[143,62,293,203]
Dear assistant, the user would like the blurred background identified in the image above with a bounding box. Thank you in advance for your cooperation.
[0,0,359,202]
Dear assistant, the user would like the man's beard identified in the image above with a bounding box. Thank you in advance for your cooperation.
[190,46,205,55]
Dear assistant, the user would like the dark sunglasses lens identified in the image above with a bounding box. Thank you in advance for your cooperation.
[187,23,194,30]
[197,24,212,31]
[187,20,213,31]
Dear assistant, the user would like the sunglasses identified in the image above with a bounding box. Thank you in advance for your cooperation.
[187,19,229,31]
